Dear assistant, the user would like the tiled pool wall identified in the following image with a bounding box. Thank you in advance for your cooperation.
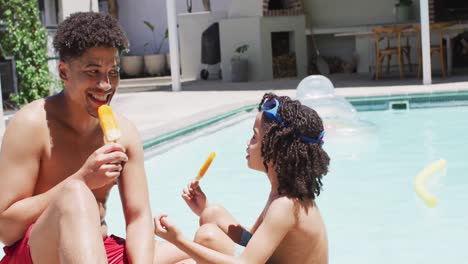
[349,91,468,111]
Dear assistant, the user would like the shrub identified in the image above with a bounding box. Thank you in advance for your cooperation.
[0,0,52,106]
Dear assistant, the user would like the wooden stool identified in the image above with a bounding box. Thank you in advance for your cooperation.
[414,22,453,79]
[372,25,412,80]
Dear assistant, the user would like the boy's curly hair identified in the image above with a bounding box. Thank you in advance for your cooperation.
[258,92,330,200]
[53,12,129,61]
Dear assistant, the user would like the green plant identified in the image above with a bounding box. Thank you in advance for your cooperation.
[143,20,168,54]
[232,44,249,60]
[0,0,52,106]
[396,0,413,6]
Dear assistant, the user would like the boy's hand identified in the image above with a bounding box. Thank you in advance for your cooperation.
[154,214,182,244]
[182,180,207,216]
[78,143,128,189]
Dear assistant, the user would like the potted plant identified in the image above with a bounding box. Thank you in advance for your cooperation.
[120,51,144,78]
[162,29,172,74]
[202,0,211,11]
[231,44,249,82]
[394,0,413,22]
[143,20,167,76]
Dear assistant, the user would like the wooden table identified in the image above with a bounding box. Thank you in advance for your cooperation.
[333,23,468,76]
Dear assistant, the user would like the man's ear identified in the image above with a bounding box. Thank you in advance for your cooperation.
[58,61,68,81]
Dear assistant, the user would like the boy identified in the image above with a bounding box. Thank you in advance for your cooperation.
[155,93,330,264]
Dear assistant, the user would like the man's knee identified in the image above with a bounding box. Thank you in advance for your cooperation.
[199,204,227,225]
[54,179,97,216]
[194,223,223,248]
[28,180,98,262]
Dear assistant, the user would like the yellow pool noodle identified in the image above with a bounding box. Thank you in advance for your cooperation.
[195,152,216,181]
[414,159,447,208]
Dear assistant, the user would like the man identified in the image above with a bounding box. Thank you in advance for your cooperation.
[0,12,187,264]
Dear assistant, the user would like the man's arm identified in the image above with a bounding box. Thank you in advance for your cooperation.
[118,118,154,263]
[0,104,54,245]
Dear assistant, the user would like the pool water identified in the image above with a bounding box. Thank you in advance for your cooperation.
[2,105,467,262]
[105,104,468,263]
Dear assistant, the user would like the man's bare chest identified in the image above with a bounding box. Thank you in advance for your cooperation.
[36,132,104,193]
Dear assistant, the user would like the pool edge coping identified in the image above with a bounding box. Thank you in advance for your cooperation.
[143,90,468,150]
[143,105,255,150]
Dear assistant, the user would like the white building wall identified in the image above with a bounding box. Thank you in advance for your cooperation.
[228,0,263,18]
[59,0,99,21]
[118,0,232,56]
[260,16,308,80]
[219,15,307,82]
[179,11,228,80]
[219,17,263,81]
[304,0,420,27]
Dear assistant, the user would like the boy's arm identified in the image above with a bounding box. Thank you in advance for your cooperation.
[158,197,295,264]
[118,119,154,264]
[248,209,265,234]
[238,197,295,263]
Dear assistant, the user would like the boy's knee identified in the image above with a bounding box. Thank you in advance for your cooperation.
[194,223,222,247]
[200,204,226,225]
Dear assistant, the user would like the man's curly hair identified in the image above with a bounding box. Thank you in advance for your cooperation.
[258,92,330,200]
[53,12,129,61]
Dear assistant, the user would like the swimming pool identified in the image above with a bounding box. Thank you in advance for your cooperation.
[1,102,467,262]
[106,101,468,263]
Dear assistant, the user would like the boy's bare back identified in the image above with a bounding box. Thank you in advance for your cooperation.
[266,197,327,264]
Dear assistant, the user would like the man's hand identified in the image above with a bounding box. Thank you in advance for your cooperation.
[78,143,128,189]
[182,180,207,216]
[154,214,183,244]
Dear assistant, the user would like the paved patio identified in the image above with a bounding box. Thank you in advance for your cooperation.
[1,73,467,143]
[112,74,468,142]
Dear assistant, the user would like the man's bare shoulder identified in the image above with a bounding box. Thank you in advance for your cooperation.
[8,99,47,131]
[0,99,47,170]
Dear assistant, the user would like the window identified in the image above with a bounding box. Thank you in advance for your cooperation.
[38,0,59,26]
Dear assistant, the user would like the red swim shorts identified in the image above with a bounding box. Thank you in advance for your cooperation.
[1,226,128,264]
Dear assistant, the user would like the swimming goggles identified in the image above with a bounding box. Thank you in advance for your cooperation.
[262,98,325,145]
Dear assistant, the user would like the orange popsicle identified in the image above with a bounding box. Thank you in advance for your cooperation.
[195,152,216,181]
[98,105,121,142]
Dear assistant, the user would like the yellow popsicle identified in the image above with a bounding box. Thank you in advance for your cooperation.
[195,152,216,181]
[98,105,121,142]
